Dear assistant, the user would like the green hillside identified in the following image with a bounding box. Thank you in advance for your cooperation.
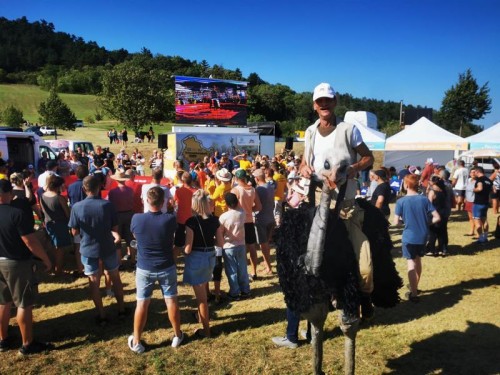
[0,84,100,122]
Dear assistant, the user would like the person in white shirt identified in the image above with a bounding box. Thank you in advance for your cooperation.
[451,160,469,211]
[141,168,172,213]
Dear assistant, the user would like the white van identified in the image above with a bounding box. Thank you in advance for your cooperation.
[0,130,58,172]
[45,139,94,154]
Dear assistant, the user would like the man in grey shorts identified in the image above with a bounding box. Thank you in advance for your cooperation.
[0,180,54,355]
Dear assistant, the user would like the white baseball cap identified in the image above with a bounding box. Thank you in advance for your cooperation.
[313,83,336,101]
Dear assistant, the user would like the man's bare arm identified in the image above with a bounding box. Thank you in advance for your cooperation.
[22,233,52,271]
[350,143,374,179]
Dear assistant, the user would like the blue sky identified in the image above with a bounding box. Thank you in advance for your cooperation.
[2,0,499,128]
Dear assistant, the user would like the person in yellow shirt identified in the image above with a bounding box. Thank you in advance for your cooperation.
[204,170,216,196]
[234,152,252,171]
[211,168,233,218]
[272,162,286,227]
[0,158,8,180]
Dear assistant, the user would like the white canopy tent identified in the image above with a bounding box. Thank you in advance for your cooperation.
[466,122,500,150]
[344,112,386,150]
[384,117,468,170]
[355,124,386,150]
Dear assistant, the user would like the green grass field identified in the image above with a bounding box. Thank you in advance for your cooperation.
[0,84,100,123]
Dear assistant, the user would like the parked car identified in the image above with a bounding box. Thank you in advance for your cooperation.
[24,126,43,136]
[40,126,56,135]
[74,120,84,127]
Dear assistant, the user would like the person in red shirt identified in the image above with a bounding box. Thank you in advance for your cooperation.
[420,158,435,190]
[174,172,197,256]
[107,169,135,265]
[195,163,208,190]
[124,169,144,214]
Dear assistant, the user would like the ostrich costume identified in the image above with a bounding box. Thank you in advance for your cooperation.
[275,170,402,374]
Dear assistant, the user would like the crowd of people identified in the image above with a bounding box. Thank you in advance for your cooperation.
[0,82,498,374]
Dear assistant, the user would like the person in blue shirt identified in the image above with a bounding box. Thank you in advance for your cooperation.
[67,165,89,277]
[127,186,183,353]
[394,174,440,302]
[68,175,127,325]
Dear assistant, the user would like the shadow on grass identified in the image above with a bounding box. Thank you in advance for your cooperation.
[456,237,499,255]
[373,273,500,326]
[386,321,500,375]
[31,300,136,348]
[37,281,136,307]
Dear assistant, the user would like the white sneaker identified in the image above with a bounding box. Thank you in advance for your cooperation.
[128,335,145,354]
[171,331,184,348]
[271,336,298,349]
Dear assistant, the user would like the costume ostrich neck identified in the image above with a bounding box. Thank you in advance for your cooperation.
[275,164,402,375]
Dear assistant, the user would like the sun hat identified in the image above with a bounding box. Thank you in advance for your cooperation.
[110,169,130,182]
[313,83,336,101]
[215,168,232,182]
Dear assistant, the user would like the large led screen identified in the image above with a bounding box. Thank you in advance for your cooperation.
[175,76,248,125]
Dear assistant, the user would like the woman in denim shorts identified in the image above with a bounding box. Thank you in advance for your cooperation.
[183,190,223,338]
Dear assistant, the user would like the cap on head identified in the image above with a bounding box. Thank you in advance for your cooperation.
[426,158,434,164]
[234,169,247,180]
[313,83,336,101]
[0,179,13,193]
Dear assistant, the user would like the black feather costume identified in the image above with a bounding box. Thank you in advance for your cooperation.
[275,200,402,316]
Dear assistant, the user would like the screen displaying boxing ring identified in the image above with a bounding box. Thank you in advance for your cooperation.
[174,75,248,125]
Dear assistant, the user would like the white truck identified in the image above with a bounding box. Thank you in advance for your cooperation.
[0,130,58,173]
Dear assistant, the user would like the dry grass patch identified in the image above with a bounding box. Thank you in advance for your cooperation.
[1,211,498,374]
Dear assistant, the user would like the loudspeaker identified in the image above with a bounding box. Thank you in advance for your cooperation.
[285,136,294,150]
[158,134,168,149]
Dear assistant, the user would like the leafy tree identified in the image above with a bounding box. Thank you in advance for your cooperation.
[380,120,403,137]
[438,68,491,136]
[248,84,296,122]
[1,105,24,127]
[38,89,77,139]
[99,57,174,133]
[247,114,266,123]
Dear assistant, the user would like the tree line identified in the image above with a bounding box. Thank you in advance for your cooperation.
[0,17,491,137]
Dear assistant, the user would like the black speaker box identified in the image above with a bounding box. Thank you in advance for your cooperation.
[285,136,294,150]
[158,134,168,149]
